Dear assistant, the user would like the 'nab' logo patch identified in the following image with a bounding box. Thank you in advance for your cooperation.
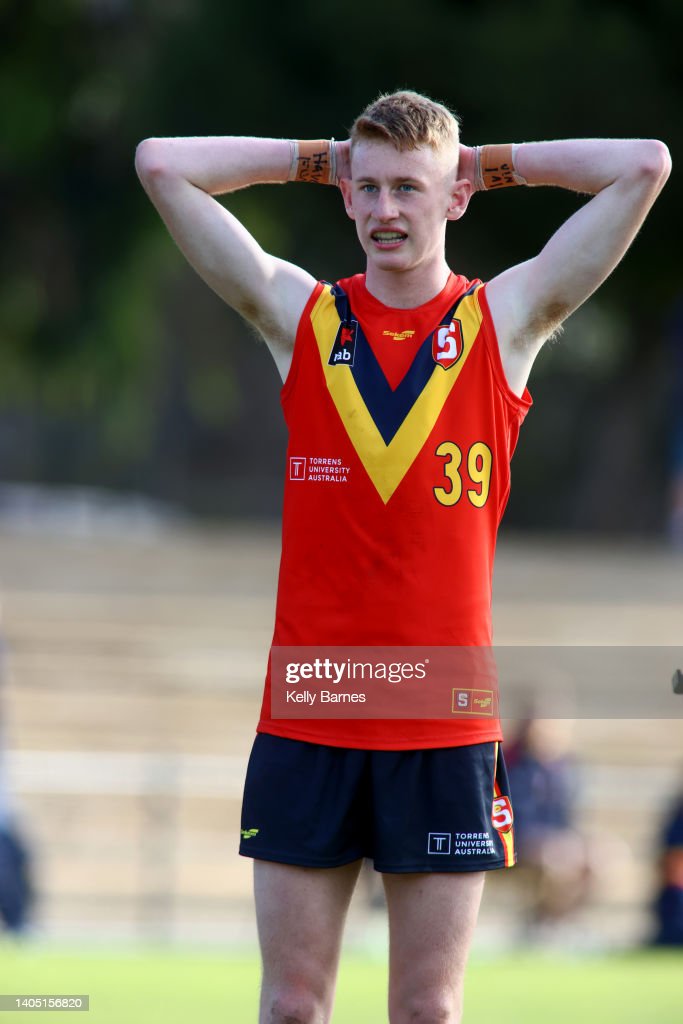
[328,319,358,367]
[432,318,464,369]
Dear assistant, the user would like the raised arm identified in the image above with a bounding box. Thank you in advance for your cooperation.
[458,139,671,396]
[135,136,340,381]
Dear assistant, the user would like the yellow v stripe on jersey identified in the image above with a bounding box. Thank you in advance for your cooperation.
[310,283,484,504]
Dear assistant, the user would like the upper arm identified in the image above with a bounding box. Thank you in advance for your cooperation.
[135,141,316,381]
[486,140,671,396]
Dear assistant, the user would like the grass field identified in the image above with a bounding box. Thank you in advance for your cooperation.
[1,945,681,1023]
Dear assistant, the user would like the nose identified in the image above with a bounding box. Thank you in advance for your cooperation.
[374,188,399,221]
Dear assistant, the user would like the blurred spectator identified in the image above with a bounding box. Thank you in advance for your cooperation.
[506,718,592,930]
[0,628,34,935]
[0,783,33,934]
[651,790,683,946]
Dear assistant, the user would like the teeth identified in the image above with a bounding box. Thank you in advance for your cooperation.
[374,232,404,241]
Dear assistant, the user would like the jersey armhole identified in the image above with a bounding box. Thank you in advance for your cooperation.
[280,280,325,407]
[476,282,533,418]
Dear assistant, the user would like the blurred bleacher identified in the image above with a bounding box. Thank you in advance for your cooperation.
[0,488,682,949]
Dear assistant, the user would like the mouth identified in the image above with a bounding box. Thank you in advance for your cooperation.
[370,230,408,250]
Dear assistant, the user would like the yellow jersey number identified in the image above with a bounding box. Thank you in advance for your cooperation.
[433,441,492,508]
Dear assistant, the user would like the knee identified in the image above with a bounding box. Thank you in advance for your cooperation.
[392,993,461,1024]
[263,986,326,1024]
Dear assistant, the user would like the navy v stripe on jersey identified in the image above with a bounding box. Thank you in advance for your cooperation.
[330,283,477,445]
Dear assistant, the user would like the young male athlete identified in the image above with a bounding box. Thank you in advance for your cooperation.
[136,92,670,1024]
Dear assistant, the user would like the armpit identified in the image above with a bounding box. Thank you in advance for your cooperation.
[513,301,569,351]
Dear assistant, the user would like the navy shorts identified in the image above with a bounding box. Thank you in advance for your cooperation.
[239,734,516,873]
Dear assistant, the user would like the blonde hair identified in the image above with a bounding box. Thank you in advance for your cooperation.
[350,90,460,152]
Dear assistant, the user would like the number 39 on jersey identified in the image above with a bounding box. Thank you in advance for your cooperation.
[433,441,493,508]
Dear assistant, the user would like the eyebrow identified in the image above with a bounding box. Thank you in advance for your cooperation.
[355,175,423,185]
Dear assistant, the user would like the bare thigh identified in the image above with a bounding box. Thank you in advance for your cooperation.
[383,871,486,1024]
[254,858,363,1024]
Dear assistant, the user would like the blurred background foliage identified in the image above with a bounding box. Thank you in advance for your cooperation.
[0,0,680,528]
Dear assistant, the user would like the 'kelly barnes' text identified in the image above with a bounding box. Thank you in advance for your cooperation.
[285,690,367,704]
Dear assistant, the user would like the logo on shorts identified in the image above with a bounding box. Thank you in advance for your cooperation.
[491,796,514,833]
[427,832,451,854]
[328,319,358,366]
[240,828,260,840]
[432,318,464,370]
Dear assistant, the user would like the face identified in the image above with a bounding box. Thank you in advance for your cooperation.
[340,139,470,275]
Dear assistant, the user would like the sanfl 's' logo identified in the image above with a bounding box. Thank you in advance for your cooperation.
[491,796,514,833]
[432,318,464,369]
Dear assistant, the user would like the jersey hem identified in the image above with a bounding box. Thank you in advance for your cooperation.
[256,722,505,751]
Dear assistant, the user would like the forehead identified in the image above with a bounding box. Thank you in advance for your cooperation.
[351,139,452,181]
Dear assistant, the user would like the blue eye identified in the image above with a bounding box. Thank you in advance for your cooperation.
[360,184,378,192]
[398,183,416,192]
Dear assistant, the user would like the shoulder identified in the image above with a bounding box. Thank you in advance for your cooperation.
[334,273,365,305]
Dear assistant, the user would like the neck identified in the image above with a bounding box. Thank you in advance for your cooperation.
[364,259,451,309]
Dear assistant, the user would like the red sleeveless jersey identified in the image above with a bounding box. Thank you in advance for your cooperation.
[256,272,532,749]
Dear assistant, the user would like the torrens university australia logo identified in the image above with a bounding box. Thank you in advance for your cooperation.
[428,832,451,854]
[289,456,350,484]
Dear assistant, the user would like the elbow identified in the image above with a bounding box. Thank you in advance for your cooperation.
[636,139,672,187]
[135,138,171,187]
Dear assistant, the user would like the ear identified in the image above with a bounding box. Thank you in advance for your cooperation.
[446,178,474,222]
[339,177,355,220]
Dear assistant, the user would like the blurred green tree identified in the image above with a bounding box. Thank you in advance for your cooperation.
[0,0,679,528]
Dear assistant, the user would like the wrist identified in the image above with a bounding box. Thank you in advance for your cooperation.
[289,139,338,185]
[473,143,527,190]
[456,144,479,190]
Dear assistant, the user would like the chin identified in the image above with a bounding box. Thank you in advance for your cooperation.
[367,249,413,272]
